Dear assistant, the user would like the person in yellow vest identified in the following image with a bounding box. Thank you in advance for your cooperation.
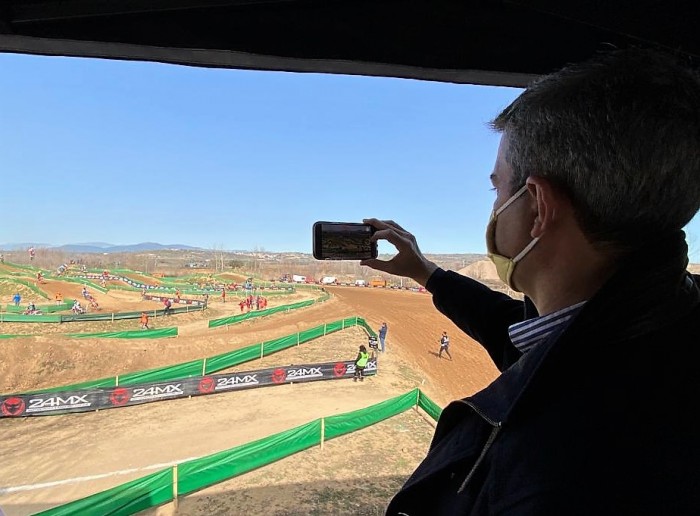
[353,344,369,382]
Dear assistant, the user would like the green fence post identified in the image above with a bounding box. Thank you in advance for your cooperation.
[173,464,179,511]
[297,332,300,346]
[320,417,325,450]
[111,312,114,323]
[115,375,119,387]
[323,323,327,335]
[342,319,345,330]
[260,343,264,359]
[202,358,207,376]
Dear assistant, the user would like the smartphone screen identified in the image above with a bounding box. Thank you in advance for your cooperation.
[313,222,378,260]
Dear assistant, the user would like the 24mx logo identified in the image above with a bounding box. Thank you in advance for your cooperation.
[27,395,90,413]
[333,363,348,377]
[216,375,258,390]
[271,368,287,384]
[132,384,184,400]
[1,397,26,417]
[286,367,323,380]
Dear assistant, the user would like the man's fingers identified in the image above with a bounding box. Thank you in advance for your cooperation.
[360,258,386,271]
[371,228,413,252]
[364,218,410,237]
[383,220,409,233]
[360,258,392,272]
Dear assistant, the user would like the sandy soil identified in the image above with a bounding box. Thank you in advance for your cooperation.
[0,278,501,516]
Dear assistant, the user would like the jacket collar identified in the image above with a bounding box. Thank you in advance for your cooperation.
[466,231,700,426]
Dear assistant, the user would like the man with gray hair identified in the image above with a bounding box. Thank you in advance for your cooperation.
[363,48,700,514]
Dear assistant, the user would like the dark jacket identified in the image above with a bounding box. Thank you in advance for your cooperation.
[387,231,700,515]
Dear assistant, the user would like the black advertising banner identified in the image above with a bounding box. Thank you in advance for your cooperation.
[0,359,377,418]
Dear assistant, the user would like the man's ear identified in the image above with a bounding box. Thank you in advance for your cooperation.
[526,176,558,238]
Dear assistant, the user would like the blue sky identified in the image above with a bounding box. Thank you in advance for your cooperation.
[1,53,699,260]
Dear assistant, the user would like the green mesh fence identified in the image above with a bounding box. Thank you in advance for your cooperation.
[34,468,174,516]
[418,390,444,421]
[16,317,371,395]
[177,420,322,496]
[66,328,178,339]
[208,293,329,328]
[1,305,202,324]
[4,299,75,313]
[0,313,61,323]
[324,389,418,440]
[34,389,441,516]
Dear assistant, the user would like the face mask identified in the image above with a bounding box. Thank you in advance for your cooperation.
[486,184,540,291]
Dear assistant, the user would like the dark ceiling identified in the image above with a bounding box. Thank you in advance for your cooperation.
[1,0,698,86]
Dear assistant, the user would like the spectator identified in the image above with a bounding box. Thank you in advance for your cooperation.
[12,292,21,306]
[54,292,63,305]
[378,322,388,353]
[221,289,226,303]
[163,298,172,316]
[363,49,700,514]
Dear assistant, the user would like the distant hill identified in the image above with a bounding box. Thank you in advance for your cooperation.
[0,242,52,250]
[456,259,500,282]
[0,242,201,253]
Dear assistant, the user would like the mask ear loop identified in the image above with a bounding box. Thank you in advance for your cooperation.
[512,236,540,264]
[494,184,529,216]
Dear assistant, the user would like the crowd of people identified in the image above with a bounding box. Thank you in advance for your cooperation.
[237,295,268,312]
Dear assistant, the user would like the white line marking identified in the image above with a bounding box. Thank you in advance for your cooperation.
[0,455,201,495]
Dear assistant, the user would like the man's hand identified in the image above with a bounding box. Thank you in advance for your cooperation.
[360,218,439,287]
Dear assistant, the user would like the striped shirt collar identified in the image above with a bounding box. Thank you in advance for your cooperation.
[509,301,586,353]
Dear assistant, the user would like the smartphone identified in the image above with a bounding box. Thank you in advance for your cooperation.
[312,221,378,260]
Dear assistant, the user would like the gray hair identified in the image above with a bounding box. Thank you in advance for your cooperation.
[491,48,700,249]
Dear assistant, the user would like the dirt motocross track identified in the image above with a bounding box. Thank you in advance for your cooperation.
[0,283,499,515]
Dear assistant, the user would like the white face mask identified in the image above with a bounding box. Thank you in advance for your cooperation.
[485,184,540,291]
